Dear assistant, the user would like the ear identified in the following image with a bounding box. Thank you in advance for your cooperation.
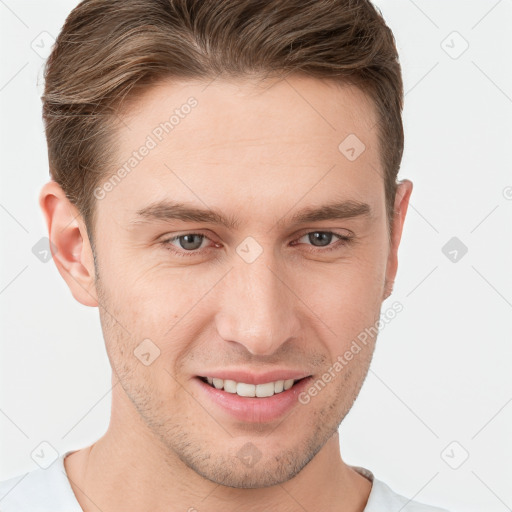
[383,179,413,300]
[38,180,98,307]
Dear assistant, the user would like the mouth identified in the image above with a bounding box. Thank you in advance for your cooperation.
[193,370,314,423]
[198,375,310,398]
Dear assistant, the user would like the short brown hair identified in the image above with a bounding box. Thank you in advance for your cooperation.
[42,0,404,248]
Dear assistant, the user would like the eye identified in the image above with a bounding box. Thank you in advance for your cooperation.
[292,231,353,252]
[160,230,353,259]
[161,233,216,258]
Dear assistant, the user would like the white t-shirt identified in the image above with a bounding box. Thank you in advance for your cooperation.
[0,451,449,511]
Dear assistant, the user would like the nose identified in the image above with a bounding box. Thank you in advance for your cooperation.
[215,250,302,356]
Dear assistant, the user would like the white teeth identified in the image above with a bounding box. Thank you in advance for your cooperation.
[203,377,300,397]
[284,379,294,390]
[223,379,237,394]
[212,378,223,389]
[255,382,275,397]
[237,382,256,397]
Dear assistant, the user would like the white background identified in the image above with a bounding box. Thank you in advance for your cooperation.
[1,1,511,511]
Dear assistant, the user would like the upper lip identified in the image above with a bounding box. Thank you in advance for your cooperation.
[197,369,311,385]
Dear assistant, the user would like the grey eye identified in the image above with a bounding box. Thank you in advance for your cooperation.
[176,234,205,250]
[303,232,334,247]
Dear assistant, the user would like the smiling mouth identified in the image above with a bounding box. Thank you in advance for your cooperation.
[198,376,309,398]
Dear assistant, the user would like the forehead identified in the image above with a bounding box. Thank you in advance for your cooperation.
[118,75,379,152]
[102,75,383,223]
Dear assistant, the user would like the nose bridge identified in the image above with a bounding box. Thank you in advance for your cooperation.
[215,249,300,355]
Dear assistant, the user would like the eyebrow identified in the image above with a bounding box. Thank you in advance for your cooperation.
[132,199,372,230]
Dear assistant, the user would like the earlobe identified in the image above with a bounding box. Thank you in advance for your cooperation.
[38,181,98,307]
[382,179,413,301]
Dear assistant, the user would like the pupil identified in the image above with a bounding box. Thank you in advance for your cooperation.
[309,232,332,247]
[180,234,202,250]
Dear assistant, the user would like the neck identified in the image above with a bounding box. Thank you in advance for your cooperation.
[65,384,371,512]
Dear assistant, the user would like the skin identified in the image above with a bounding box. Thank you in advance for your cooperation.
[39,75,412,512]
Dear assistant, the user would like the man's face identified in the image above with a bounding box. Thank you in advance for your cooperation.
[91,75,398,487]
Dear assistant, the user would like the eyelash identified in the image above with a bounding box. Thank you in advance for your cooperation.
[160,231,353,258]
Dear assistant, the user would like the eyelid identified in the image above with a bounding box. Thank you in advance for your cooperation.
[160,229,217,244]
[160,229,354,258]
[163,231,217,248]
[291,231,354,252]
[161,228,352,245]
[293,227,353,239]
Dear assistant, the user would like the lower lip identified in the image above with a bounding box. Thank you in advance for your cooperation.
[194,376,313,423]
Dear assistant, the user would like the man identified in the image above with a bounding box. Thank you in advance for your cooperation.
[0,0,449,510]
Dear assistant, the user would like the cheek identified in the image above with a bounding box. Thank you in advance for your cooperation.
[97,251,189,320]
[301,250,386,312]
[97,261,218,368]
[294,251,386,354]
